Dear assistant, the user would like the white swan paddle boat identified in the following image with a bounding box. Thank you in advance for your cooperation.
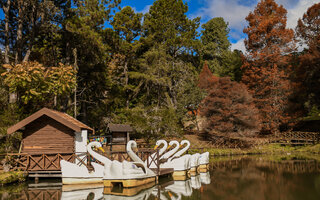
[60,141,106,184]
[190,152,200,176]
[160,140,180,160]
[147,139,168,168]
[162,140,191,180]
[198,151,210,172]
[103,140,156,188]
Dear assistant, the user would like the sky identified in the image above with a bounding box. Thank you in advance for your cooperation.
[0,0,319,52]
[120,0,320,52]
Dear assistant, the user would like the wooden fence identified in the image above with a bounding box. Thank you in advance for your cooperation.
[272,131,320,145]
[4,149,162,175]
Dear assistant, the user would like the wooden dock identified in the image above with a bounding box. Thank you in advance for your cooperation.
[5,148,174,179]
[28,171,62,178]
[150,168,174,177]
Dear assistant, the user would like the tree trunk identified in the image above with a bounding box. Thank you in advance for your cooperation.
[15,0,24,64]
[54,95,57,108]
[3,0,11,64]
[23,2,36,62]
[124,60,129,108]
[4,0,17,103]
[73,48,78,118]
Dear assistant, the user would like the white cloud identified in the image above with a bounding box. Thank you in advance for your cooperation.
[231,38,246,52]
[285,0,320,28]
[137,5,151,14]
[197,0,320,49]
[131,5,151,14]
[199,0,253,32]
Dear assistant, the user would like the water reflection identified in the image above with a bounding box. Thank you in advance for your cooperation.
[1,157,320,200]
[165,179,193,197]
[61,184,103,200]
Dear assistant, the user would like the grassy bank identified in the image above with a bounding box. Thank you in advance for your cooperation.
[0,171,27,186]
[189,144,320,156]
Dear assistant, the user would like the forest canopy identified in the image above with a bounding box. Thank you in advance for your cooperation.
[0,0,320,145]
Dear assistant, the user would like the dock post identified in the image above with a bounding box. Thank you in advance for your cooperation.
[156,149,160,176]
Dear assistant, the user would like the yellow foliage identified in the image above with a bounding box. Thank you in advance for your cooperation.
[1,61,77,104]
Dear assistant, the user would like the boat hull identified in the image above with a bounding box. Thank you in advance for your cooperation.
[198,164,209,173]
[172,170,190,181]
[103,181,155,196]
[62,177,102,185]
[103,176,156,188]
[189,167,198,176]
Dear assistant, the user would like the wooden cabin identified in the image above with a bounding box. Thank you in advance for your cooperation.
[6,108,94,172]
[7,108,94,154]
[107,123,133,144]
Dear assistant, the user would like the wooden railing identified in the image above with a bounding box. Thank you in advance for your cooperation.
[273,131,320,144]
[5,152,88,171]
[99,149,161,174]
[4,149,162,174]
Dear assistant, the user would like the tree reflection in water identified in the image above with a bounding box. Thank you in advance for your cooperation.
[1,156,320,200]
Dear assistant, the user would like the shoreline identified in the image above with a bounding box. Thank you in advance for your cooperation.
[188,143,320,156]
[0,171,27,186]
[1,144,320,186]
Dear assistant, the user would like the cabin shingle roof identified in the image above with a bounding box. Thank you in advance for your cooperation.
[7,108,94,134]
[108,123,133,132]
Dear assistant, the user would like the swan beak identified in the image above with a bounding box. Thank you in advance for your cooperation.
[98,147,105,153]
[168,191,173,197]
[179,145,183,148]
[153,145,159,150]
[167,145,171,150]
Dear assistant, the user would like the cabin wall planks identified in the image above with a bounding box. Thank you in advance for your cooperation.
[22,116,74,154]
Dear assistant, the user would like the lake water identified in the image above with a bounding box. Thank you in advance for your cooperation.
[1,155,320,200]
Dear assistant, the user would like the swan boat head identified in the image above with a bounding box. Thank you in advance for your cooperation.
[153,140,168,156]
[87,141,104,152]
[161,140,180,160]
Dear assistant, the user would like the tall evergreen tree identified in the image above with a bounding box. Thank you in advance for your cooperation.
[201,17,242,80]
[143,0,200,58]
[64,0,120,125]
[111,0,203,137]
[109,6,143,108]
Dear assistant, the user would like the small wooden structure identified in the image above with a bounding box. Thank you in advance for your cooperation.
[7,108,94,172]
[6,110,173,178]
[107,123,133,143]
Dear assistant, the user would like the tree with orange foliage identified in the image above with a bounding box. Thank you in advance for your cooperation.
[199,63,260,136]
[296,3,320,114]
[200,76,260,136]
[242,0,295,134]
[198,61,218,91]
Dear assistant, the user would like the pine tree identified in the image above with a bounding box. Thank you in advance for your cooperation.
[201,17,243,80]
[143,0,200,58]
[295,3,320,114]
[242,0,295,134]
[110,6,143,108]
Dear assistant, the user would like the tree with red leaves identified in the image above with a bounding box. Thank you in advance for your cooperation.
[242,0,295,134]
[200,76,260,136]
[199,63,260,136]
[198,61,218,91]
[296,3,320,114]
